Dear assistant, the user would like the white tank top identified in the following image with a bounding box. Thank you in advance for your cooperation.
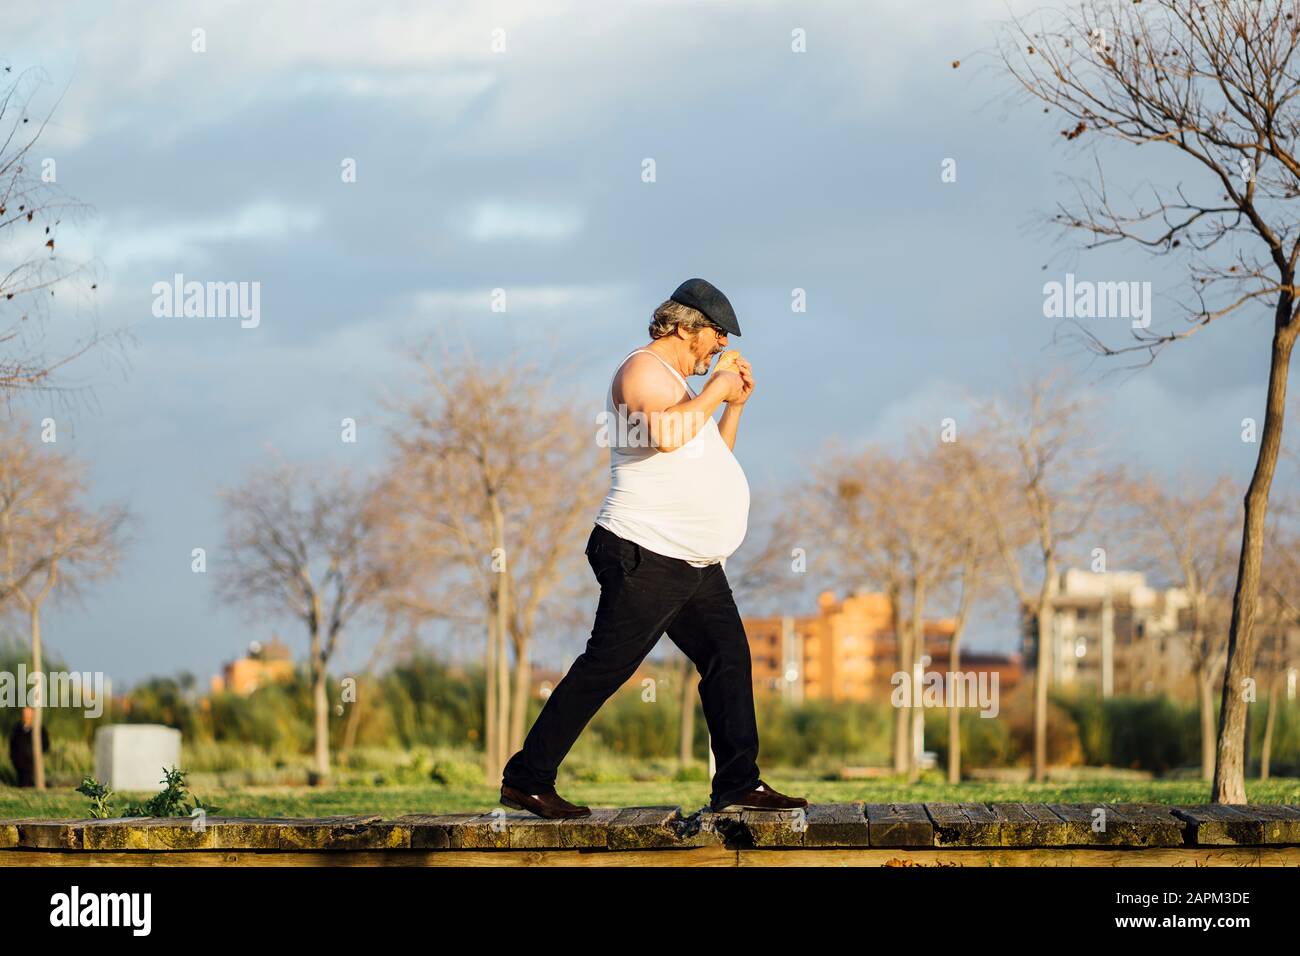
[594,348,750,567]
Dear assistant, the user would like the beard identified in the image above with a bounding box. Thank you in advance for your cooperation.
[693,347,721,377]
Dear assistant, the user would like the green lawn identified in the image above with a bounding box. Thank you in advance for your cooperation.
[4,775,1299,820]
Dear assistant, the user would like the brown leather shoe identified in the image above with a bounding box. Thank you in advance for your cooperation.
[710,779,808,812]
[500,784,591,819]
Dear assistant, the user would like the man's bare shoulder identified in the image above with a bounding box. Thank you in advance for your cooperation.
[613,352,687,412]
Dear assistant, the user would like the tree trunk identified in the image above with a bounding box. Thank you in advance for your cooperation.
[510,629,530,754]
[947,634,962,785]
[1197,665,1216,783]
[484,611,497,783]
[1213,321,1296,803]
[678,659,697,765]
[907,578,927,784]
[342,675,364,753]
[311,647,330,783]
[1261,666,1279,780]
[495,580,511,780]
[490,500,511,782]
[1034,596,1054,783]
[890,584,909,775]
[30,602,45,791]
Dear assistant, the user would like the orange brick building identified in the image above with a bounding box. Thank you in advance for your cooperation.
[522,591,1021,705]
[210,636,296,695]
[743,590,1021,702]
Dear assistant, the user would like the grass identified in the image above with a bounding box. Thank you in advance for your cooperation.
[3,772,1299,820]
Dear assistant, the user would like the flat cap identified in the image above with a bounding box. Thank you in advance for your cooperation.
[669,277,741,337]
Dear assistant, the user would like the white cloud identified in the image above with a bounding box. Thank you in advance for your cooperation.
[8,0,1035,152]
[70,200,322,268]
[462,200,582,242]
[411,282,626,316]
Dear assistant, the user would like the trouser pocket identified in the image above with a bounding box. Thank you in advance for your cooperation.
[586,526,643,578]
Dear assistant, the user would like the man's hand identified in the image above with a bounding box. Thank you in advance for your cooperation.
[709,368,746,404]
[713,350,753,404]
[725,356,754,405]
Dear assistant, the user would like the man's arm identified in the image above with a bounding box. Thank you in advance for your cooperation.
[718,402,744,451]
[615,355,744,452]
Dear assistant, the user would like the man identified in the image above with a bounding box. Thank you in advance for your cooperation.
[501,277,808,819]
[8,706,48,788]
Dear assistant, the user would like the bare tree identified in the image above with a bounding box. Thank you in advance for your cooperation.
[703,499,816,770]
[934,435,1002,785]
[217,462,397,784]
[1119,474,1240,779]
[801,433,967,781]
[0,416,126,789]
[801,444,910,774]
[955,372,1121,782]
[0,67,123,400]
[378,344,602,784]
[724,497,816,613]
[999,0,1300,802]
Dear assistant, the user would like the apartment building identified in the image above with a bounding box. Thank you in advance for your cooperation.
[744,589,1021,703]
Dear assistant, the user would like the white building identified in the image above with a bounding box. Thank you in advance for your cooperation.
[1022,569,1195,696]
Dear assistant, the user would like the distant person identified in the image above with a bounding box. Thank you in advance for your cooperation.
[501,278,809,818]
[8,706,49,788]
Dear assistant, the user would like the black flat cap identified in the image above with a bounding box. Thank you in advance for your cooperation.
[669,277,741,336]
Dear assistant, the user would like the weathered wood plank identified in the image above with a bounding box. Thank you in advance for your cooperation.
[926,803,1001,847]
[738,809,805,847]
[391,813,486,849]
[83,817,215,851]
[393,812,508,849]
[990,803,1065,847]
[1220,805,1300,844]
[737,845,1296,867]
[216,815,400,851]
[83,815,402,851]
[1096,804,1186,847]
[1044,803,1182,846]
[15,818,101,850]
[0,846,743,867]
[865,804,932,847]
[505,808,620,849]
[1172,805,1266,846]
[6,844,1299,867]
[1042,804,1152,846]
[608,807,684,849]
[2,803,1296,855]
[803,802,870,847]
[667,808,727,847]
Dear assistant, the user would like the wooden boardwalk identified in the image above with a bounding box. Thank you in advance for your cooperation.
[3,802,1299,866]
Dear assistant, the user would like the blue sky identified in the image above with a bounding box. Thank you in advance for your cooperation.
[2,0,1291,686]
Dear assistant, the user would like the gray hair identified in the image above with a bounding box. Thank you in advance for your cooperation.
[647,300,712,343]
[648,298,714,340]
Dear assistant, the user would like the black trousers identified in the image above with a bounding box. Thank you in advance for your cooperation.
[502,522,762,810]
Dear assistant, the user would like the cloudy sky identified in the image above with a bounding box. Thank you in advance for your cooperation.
[2,0,1291,686]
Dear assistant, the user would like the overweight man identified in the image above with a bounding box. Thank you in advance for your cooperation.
[500,277,809,818]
